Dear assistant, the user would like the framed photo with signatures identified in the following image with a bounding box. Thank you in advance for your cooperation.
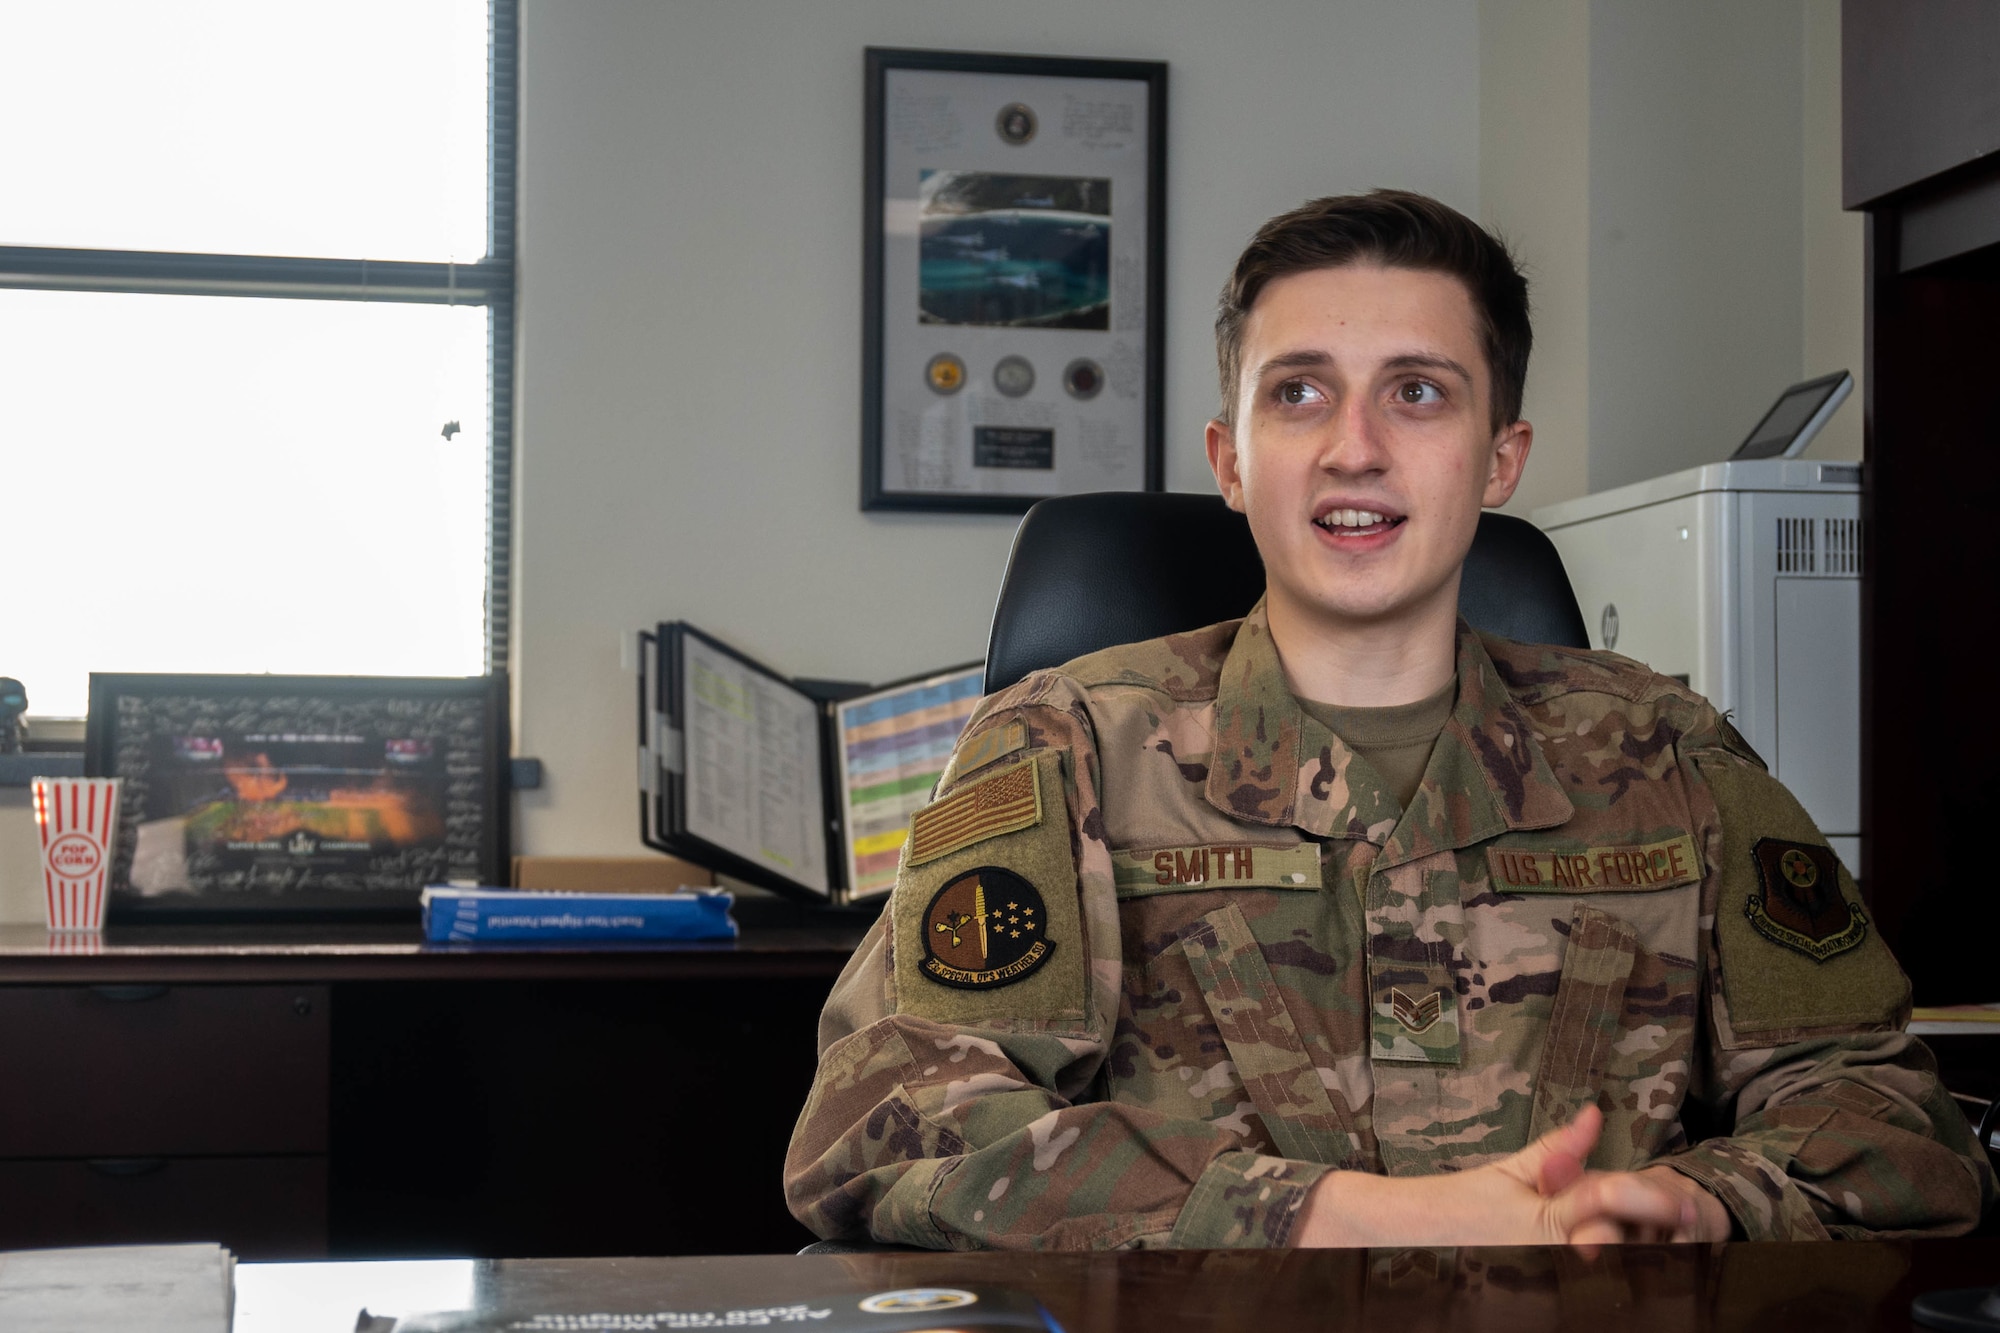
[84,672,507,921]
[862,47,1167,512]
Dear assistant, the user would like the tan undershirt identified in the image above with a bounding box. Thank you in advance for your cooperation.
[1298,677,1458,812]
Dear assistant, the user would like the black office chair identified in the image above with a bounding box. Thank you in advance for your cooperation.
[983,491,1589,693]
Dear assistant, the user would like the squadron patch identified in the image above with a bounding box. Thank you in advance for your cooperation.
[1745,837,1867,962]
[919,867,1054,990]
[906,758,1041,867]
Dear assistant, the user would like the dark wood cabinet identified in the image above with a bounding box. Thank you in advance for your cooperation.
[0,1156,329,1256]
[1845,1,2000,1003]
[0,984,328,1156]
[0,983,330,1258]
[0,923,864,1260]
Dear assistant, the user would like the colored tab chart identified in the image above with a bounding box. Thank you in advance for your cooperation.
[837,666,984,899]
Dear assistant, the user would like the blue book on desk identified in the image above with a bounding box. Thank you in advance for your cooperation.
[421,887,738,943]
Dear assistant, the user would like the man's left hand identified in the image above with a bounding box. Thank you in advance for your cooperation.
[1537,1142,1734,1244]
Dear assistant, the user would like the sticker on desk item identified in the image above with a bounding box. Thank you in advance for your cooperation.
[1745,837,1866,962]
[921,866,1053,990]
[860,1287,979,1314]
[906,758,1040,866]
[1111,842,1319,897]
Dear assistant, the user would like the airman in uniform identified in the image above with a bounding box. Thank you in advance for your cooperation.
[786,191,1995,1248]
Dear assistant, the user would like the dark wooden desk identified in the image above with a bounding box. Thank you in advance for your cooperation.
[230,1241,2000,1332]
[0,921,870,1262]
[0,922,864,984]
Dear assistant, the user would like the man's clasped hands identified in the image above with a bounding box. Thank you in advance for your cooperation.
[1293,1103,1735,1247]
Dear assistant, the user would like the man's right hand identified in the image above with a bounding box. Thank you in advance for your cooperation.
[1291,1104,1704,1247]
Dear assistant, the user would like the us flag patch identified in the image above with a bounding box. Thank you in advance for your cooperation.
[905,758,1042,867]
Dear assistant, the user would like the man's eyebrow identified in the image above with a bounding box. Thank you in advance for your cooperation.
[1250,349,1334,381]
[1381,352,1474,385]
[1250,349,1476,385]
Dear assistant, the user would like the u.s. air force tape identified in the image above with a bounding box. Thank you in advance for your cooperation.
[1485,835,1701,893]
[919,866,1054,990]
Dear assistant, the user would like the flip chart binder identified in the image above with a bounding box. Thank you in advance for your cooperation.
[639,623,981,904]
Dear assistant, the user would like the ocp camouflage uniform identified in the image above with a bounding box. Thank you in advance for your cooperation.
[785,603,1995,1248]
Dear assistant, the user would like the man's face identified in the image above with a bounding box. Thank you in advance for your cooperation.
[1206,262,1531,639]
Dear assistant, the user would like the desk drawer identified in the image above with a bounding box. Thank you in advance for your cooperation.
[0,1155,327,1259]
[0,985,328,1156]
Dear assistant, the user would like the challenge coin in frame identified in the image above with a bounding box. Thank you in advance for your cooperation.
[995,102,1037,145]
[925,352,967,395]
[1062,358,1105,400]
[993,355,1035,398]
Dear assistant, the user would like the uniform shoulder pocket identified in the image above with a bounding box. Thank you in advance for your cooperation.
[1695,752,1909,1040]
[890,750,1087,1027]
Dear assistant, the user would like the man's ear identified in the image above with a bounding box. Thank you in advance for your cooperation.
[1206,417,1246,512]
[1481,418,1533,508]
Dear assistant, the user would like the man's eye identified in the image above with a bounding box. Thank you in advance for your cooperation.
[1396,380,1443,405]
[1278,380,1323,406]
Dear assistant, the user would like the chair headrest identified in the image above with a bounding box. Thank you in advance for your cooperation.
[983,492,1587,694]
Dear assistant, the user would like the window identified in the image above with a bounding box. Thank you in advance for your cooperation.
[0,0,516,719]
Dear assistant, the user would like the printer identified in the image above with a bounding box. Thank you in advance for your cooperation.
[1531,375,1862,872]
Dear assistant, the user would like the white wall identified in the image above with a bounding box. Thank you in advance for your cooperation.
[1585,0,1807,492]
[511,0,1481,857]
[1800,0,1864,462]
[1479,0,1591,518]
[1481,0,1860,514]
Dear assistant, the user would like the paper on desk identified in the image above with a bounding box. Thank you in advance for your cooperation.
[0,1242,233,1333]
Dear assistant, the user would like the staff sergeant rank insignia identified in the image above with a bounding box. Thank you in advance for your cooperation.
[1745,837,1867,962]
[920,866,1054,990]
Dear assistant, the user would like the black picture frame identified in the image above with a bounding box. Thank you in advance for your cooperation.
[84,672,509,922]
[862,47,1167,513]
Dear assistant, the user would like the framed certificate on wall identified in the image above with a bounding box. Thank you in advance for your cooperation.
[861,47,1167,513]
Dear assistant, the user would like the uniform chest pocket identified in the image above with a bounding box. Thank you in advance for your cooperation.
[1486,834,1700,895]
[1178,903,1364,1168]
[1526,904,1640,1141]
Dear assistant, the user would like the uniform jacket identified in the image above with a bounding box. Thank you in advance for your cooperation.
[786,605,1994,1248]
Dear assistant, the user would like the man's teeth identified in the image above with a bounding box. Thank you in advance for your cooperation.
[1318,509,1392,529]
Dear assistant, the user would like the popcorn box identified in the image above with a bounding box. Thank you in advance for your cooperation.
[31,777,120,932]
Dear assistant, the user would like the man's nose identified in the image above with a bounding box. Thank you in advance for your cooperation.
[1316,399,1391,474]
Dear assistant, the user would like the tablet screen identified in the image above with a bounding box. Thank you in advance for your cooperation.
[1733,373,1850,459]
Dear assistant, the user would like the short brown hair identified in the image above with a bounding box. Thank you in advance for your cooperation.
[1214,189,1531,430]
